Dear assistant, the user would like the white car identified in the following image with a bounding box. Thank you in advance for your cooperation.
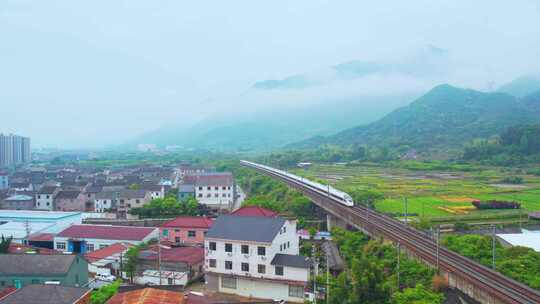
[95,273,116,282]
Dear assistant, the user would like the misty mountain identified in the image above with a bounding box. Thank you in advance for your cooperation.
[129,47,451,151]
[497,75,540,98]
[292,84,540,152]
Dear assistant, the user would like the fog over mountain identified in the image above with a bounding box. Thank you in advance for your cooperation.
[2,1,540,149]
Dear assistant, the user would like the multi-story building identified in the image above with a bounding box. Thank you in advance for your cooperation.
[54,190,87,212]
[204,215,310,302]
[0,171,9,190]
[192,172,235,209]
[35,186,59,210]
[0,134,31,168]
[94,190,152,215]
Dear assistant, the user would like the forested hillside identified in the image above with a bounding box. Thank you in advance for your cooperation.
[293,84,540,157]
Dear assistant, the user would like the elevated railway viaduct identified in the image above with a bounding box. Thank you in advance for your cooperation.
[241,161,540,304]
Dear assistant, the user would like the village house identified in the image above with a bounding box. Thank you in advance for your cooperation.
[160,216,214,246]
[134,245,204,286]
[0,194,34,210]
[0,284,91,304]
[204,215,310,302]
[54,190,87,212]
[84,242,132,277]
[0,254,88,289]
[191,172,235,209]
[54,224,158,254]
[35,185,59,210]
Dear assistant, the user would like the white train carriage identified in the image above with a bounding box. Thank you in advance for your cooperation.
[240,160,354,207]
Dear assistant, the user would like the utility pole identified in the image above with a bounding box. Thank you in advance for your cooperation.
[158,234,162,285]
[326,249,329,304]
[436,225,440,273]
[312,245,318,304]
[492,224,496,270]
[396,241,400,290]
[404,197,408,226]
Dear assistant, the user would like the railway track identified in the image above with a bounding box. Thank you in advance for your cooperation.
[242,161,540,304]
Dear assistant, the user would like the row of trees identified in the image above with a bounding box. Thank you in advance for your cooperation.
[328,228,445,304]
[129,195,199,218]
[463,124,540,165]
[443,234,540,290]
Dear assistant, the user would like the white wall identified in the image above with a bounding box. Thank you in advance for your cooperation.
[35,194,54,210]
[195,185,233,207]
[219,276,305,303]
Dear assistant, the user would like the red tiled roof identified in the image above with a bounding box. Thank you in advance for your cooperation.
[84,243,132,263]
[57,225,156,241]
[139,246,203,265]
[8,243,59,255]
[106,288,183,304]
[0,288,17,301]
[231,206,278,217]
[162,216,214,229]
[28,233,55,242]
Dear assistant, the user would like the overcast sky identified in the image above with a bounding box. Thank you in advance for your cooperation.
[1,0,540,148]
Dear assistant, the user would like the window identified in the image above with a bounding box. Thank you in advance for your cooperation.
[0,281,4,287]
[209,259,216,268]
[287,241,290,248]
[225,243,232,253]
[174,229,180,232]
[241,263,249,272]
[222,193,226,197]
[207,186,211,190]
[280,244,283,251]
[163,229,169,236]
[214,193,218,198]
[225,261,233,270]
[206,194,211,198]
[31,279,40,284]
[209,242,216,251]
[222,186,226,190]
[56,242,66,250]
[87,244,94,252]
[214,186,218,190]
[38,195,41,199]
[283,226,286,233]
[199,186,202,190]
[136,199,140,204]
[241,245,249,254]
[99,244,107,249]
[289,285,304,298]
[257,264,266,274]
[13,279,21,289]
[168,278,173,285]
[257,246,265,256]
[221,276,237,289]
[275,266,284,276]
[198,193,202,198]
[175,237,180,243]
[75,274,79,284]
[188,230,196,238]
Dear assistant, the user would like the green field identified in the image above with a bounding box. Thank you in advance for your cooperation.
[292,163,540,223]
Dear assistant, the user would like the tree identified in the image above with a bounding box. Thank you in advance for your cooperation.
[392,284,444,304]
[349,254,391,304]
[129,196,198,218]
[0,235,12,253]
[90,280,121,304]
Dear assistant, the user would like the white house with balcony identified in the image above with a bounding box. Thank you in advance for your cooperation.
[204,215,310,303]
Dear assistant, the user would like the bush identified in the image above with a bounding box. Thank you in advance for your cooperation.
[501,176,524,184]
[90,280,120,304]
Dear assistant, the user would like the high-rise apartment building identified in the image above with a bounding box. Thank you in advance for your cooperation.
[0,133,31,168]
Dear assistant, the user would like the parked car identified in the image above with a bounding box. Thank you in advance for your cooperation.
[95,273,116,282]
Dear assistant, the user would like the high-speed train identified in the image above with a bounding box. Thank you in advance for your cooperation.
[240,160,354,207]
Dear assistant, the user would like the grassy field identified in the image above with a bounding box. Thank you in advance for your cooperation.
[292,163,540,223]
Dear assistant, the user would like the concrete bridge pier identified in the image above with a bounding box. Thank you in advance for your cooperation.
[327,213,348,231]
